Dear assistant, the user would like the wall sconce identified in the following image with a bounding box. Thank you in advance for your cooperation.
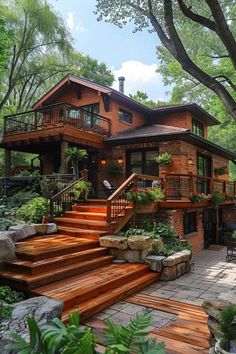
[117,157,123,164]
[188,157,193,166]
[100,158,106,166]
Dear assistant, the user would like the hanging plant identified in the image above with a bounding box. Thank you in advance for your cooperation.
[154,152,172,166]
[211,191,226,206]
[105,161,123,176]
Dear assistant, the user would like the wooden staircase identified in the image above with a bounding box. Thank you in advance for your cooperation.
[0,199,159,321]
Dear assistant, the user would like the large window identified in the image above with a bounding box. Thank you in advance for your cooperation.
[81,103,99,129]
[119,109,133,124]
[184,212,197,235]
[126,149,158,176]
[197,153,211,193]
[193,119,204,137]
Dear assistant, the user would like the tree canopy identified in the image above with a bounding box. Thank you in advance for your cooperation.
[95,0,236,121]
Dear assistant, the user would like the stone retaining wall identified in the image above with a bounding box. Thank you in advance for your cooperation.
[99,235,192,280]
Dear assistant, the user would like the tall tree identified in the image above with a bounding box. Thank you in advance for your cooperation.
[95,0,236,121]
[0,17,13,77]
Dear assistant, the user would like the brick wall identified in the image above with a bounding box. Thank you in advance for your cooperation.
[222,206,236,224]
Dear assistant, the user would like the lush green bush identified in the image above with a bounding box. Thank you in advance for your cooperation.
[127,188,164,205]
[156,241,192,257]
[6,310,166,354]
[220,304,236,351]
[120,227,158,239]
[8,190,39,208]
[0,217,17,230]
[16,197,48,223]
[211,191,226,206]
[0,286,25,322]
[152,223,178,243]
[0,301,12,321]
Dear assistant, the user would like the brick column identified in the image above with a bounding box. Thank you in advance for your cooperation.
[4,149,11,177]
[60,141,68,174]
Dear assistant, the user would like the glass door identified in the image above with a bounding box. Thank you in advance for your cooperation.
[197,154,212,194]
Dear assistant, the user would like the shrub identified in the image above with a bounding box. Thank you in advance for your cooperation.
[211,191,226,206]
[16,197,48,223]
[0,286,24,304]
[220,304,236,351]
[105,161,123,176]
[0,301,12,321]
[0,218,17,230]
[8,190,39,208]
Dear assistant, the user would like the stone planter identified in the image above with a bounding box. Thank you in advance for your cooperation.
[145,250,192,280]
[215,340,231,354]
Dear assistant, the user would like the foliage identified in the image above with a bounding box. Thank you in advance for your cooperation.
[151,223,178,243]
[0,301,12,321]
[0,286,24,304]
[96,0,236,121]
[40,179,60,199]
[220,304,236,351]
[211,191,226,206]
[104,312,165,354]
[214,166,228,176]
[156,241,192,257]
[0,17,13,77]
[105,161,123,176]
[17,170,41,192]
[119,227,159,239]
[154,153,172,166]
[65,148,88,178]
[16,197,48,223]
[72,180,93,200]
[129,91,160,108]
[126,188,164,205]
[0,217,17,230]
[189,192,212,203]
[8,190,39,208]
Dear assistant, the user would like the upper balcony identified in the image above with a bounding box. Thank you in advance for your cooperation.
[3,103,111,138]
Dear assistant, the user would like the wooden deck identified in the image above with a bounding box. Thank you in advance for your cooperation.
[87,294,210,354]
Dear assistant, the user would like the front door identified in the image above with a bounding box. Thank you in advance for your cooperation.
[203,208,216,248]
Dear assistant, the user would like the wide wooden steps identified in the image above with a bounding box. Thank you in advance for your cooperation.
[125,294,210,354]
[57,226,108,239]
[54,217,117,231]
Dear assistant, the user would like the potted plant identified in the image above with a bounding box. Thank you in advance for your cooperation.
[154,152,172,166]
[105,161,123,176]
[71,180,93,200]
[65,147,88,178]
[214,166,228,176]
[211,191,226,206]
[126,187,164,206]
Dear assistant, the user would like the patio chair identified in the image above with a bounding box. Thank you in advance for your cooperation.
[103,180,117,198]
[226,233,236,262]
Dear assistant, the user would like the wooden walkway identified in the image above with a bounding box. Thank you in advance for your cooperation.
[87,294,210,354]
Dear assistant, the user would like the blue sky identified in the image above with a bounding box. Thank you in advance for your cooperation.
[48,0,170,101]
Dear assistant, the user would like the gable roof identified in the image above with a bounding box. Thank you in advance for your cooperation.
[105,124,236,161]
[32,74,219,126]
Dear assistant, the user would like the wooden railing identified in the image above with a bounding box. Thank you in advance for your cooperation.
[3,103,111,136]
[106,173,162,223]
[106,172,236,223]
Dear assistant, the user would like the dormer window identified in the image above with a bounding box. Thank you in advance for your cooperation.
[119,109,133,124]
[193,119,204,137]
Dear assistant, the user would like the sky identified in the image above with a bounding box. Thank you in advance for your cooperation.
[48,0,170,102]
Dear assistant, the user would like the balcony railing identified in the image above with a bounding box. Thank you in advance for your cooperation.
[3,103,111,136]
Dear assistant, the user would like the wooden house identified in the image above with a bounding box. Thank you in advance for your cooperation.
[2,74,236,253]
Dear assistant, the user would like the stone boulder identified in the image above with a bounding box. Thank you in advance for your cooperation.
[0,234,16,260]
[128,236,152,250]
[0,296,63,354]
[151,238,164,252]
[99,236,128,249]
[145,255,165,272]
[46,223,57,234]
[9,224,36,240]
[32,223,47,235]
[0,231,18,243]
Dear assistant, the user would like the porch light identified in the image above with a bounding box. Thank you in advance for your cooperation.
[188,157,193,165]
[101,158,107,166]
[117,157,123,164]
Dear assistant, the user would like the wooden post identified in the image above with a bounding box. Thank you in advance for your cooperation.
[161,171,167,200]
[4,149,11,177]
[209,177,214,193]
[189,172,195,194]
[60,141,68,174]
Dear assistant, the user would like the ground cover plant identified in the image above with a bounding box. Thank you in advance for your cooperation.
[0,286,25,322]
[6,310,166,354]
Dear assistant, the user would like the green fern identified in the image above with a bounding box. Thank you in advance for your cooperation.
[104,312,165,354]
[220,304,236,351]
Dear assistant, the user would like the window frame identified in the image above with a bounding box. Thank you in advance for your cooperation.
[184,211,197,235]
[192,118,204,137]
[119,109,133,125]
[126,148,159,177]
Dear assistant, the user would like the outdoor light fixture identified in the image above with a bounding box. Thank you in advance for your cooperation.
[188,157,193,165]
[100,158,106,166]
[117,157,123,164]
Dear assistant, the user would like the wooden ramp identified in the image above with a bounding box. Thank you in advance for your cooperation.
[126,294,210,354]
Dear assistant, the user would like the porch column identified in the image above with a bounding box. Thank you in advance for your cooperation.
[60,141,68,174]
[4,149,11,177]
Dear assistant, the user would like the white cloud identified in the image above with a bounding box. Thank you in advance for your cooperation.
[66,11,75,30]
[66,12,86,33]
[112,60,168,102]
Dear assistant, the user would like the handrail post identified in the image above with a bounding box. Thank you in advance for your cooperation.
[107,200,111,224]
[209,177,213,193]
[49,199,54,221]
[161,171,167,200]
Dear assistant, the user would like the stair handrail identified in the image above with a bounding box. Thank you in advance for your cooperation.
[106,173,163,223]
[50,169,88,220]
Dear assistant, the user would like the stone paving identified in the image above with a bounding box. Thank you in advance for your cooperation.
[84,245,236,328]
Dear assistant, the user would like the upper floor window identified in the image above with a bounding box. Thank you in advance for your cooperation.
[193,119,204,137]
[119,109,133,124]
[81,103,99,129]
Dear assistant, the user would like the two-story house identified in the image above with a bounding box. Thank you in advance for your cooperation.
[2,74,236,253]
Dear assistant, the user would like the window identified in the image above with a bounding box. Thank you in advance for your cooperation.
[81,103,99,129]
[119,109,133,124]
[126,149,158,177]
[193,119,204,137]
[197,153,212,194]
[184,212,197,235]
